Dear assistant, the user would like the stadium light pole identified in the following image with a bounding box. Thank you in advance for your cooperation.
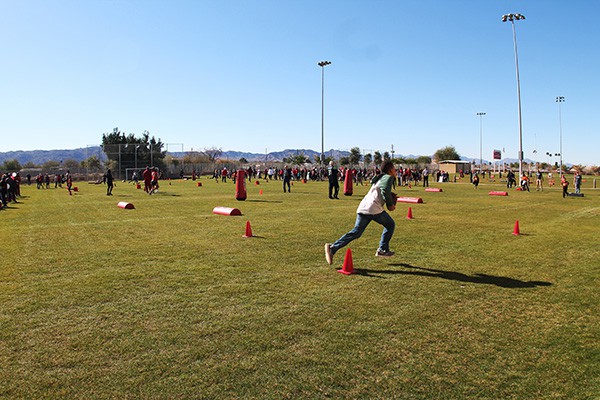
[135,145,140,170]
[502,13,526,179]
[556,96,565,177]
[318,60,331,166]
[477,112,486,172]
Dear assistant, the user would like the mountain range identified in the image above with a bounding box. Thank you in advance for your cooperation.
[0,146,540,166]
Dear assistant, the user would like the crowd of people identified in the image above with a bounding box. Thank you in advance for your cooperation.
[2,161,587,212]
[0,172,21,208]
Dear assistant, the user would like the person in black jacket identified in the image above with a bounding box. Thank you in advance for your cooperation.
[328,161,339,199]
[283,165,292,193]
[106,169,114,196]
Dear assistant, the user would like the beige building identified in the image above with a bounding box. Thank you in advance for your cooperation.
[437,160,472,174]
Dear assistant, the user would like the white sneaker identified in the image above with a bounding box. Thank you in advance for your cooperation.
[375,249,395,257]
[324,243,333,265]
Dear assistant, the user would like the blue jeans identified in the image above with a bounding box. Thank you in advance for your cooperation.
[330,212,395,255]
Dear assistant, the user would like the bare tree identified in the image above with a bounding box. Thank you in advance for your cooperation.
[203,147,223,162]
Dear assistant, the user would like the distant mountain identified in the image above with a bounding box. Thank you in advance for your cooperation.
[0,147,106,165]
[0,146,571,167]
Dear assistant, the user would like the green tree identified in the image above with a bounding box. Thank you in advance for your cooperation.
[288,154,309,165]
[349,147,362,165]
[363,153,372,167]
[417,156,432,166]
[42,160,60,171]
[63,159,80,171]
[239,157,249,164]
[2,159,22,172]
[374,151,382,166]
[23,161,37,169]
[433,146,460,162]
[101,127,166,174]
[339,156,350,166]
[393,156,406,165]
[383,151,391,161]
[404,157,417,167]
[82,156,103,172]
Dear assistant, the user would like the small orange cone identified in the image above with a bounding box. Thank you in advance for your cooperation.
[259,189,263,195]
[337,248,354,275]
[407,207,413,220]
[243,221,253,238]
[512,220,520,236]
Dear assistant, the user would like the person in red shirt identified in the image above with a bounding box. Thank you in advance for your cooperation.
[221,167,228,183]
[142,166,152,193]
[150,168,159,194]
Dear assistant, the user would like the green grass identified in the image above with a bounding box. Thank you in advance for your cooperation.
[1,176,599,399]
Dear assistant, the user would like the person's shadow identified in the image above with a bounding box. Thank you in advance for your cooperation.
[354,263,552,288]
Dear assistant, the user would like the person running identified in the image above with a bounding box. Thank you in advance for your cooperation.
[150,168,159,194]
[325,161,398,265]
[521,173,530,192]
[472,173,480,189]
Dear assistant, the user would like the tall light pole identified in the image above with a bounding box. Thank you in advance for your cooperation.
[556,96,565,177]
[318,60,331,165]
[135,145,140,170]
[477,112,486,172]
[502,13,526,179]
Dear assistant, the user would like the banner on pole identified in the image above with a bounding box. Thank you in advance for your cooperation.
[493,149,502,160]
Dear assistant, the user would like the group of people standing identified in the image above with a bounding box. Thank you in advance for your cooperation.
[1,172,20,208]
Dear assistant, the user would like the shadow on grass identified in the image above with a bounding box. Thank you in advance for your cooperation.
[246,200,283,203]
[353,263,552,288]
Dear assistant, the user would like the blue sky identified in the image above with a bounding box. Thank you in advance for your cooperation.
[1,0,598,165]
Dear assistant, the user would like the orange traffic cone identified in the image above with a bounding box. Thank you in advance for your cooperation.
[407,207,413,220]
[337,248,354,275]
[259,189,263,195]
[243,221,253,238]
[512,220,520,236]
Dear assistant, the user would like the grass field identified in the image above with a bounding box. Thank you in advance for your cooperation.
[1,175,599,399]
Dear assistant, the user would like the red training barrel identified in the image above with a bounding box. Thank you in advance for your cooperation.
[235,169,247,201]
[343,169,353,196]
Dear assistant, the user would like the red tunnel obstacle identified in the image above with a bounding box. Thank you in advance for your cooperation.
[425,188,443,192]
[212,207,242,216]
[117,201,135,209]
[396,197,423,204]
[489,191,508,196]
